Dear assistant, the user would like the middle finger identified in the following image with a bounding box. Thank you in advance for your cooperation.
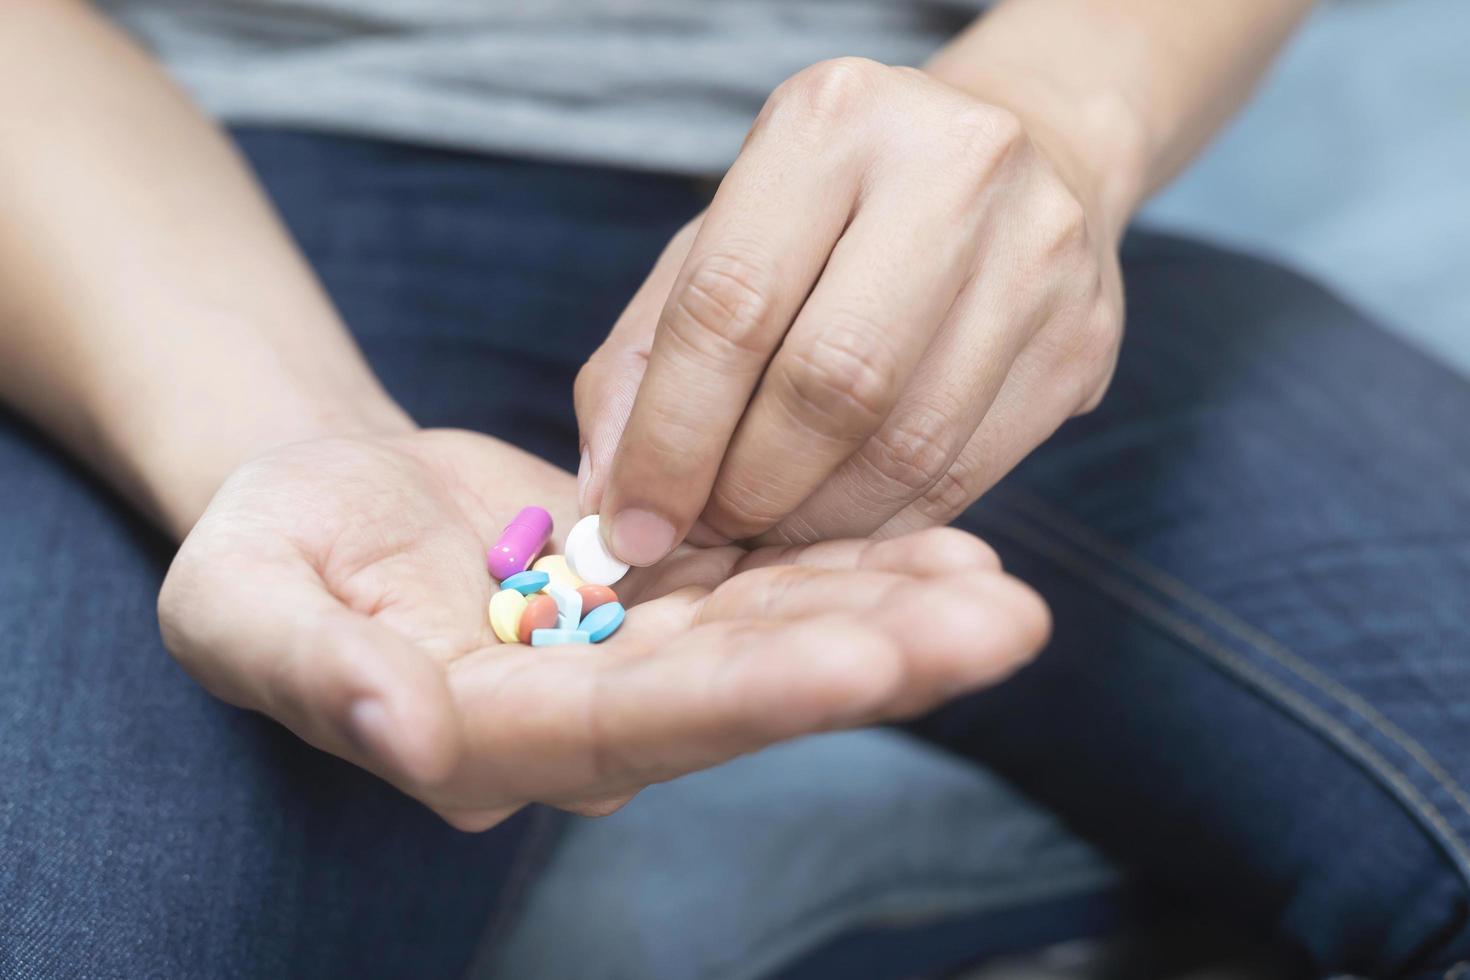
[696,183,983,542]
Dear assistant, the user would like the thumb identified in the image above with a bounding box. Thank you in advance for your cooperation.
[575,217,701,515]
[159,553,459,792]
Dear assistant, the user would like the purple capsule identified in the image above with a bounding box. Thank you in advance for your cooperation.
[487,506,553,581]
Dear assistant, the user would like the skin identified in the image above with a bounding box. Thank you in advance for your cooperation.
[577,0,1315,564]
[0,1,1048,829]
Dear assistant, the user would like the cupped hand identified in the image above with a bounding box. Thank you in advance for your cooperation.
[576,57,1123,562]
[159,429,1048,830]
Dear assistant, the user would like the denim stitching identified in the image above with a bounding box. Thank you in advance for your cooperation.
[974,505,1470,888]
[996,490,1470,826]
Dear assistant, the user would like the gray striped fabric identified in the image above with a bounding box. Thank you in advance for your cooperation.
[98,0,986,176]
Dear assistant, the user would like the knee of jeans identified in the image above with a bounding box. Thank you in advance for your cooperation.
[1118,228,1393,366]
[1305,833,1470,977]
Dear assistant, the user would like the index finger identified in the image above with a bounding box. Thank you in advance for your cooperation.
[596,95,863,565]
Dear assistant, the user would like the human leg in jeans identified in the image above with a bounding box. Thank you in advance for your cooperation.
[910,231,1470,978]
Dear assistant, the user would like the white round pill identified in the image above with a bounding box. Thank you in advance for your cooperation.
[564,514,630,586]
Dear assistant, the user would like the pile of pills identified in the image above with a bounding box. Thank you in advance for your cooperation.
[486,507,629,647]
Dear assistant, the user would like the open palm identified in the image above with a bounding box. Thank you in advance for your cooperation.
[160,429,1048,829]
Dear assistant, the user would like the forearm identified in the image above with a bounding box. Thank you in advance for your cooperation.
[0,1,411,539]
[927,0,1313,239]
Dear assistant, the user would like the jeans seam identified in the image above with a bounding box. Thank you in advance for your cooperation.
[973,495,1470,891]
[997,489,1470,827]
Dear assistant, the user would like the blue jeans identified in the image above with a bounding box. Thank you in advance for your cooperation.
[2,130,1467,979]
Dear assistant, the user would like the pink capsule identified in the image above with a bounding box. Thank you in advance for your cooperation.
[487,506,553,581]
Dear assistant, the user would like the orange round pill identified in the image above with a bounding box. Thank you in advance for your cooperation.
[577,585,618,615]
[518,593,560,645]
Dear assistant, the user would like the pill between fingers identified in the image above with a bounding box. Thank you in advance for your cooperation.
[565,515,630,587]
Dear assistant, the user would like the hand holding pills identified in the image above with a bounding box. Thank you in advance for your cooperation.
[574,58,1125,562]
[160,428,1048,831]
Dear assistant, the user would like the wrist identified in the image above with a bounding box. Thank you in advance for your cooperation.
[925,60,1149,244]
[112,366,415,540]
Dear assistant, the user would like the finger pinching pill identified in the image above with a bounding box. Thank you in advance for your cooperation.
[532,554,585,592]
[579,602,625,643]
[531,628,591,647]
[517,593,559,644]
[488,506,553,581]
[489,588,529,644]
[546,582,583,631]
[500,569,550,595]
[565,514,630,586]
[577,584,618,614]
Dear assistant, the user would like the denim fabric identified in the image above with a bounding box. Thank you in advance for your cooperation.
[912,236,1470,977]
[2,129,1467,979]
[481,731,1121,980]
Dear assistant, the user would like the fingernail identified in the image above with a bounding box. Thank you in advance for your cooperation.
[608,508,677,566]
[577,447,592,515]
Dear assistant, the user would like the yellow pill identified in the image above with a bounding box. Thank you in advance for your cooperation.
[532,554,585,592]
[489,588,529,644]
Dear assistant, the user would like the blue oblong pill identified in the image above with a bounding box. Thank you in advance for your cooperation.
[500,570,551,595]
[531,628,591,647]
[579,602,625,643]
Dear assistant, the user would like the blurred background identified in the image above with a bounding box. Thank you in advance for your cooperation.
[486,2,1469,978]
[1142,0,1469,376]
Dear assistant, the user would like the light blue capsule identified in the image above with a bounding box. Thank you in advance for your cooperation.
[499,569,550,595]
[531,628,591,647]
[579,602,626,643]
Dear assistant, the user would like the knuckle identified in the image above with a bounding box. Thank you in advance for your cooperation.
[1038,191,1091,261]
[705,472,797,540]
[1053,299,1121,416]
[862,407,957,496]
[1073,308,1122,414]
[665,251,781,360]
[1075,380,1110,416]
[1076,299,1122,366]
[947,103,1026,177]
[779,323,900,433]
[916,459,978,525]
[779,57,885,127]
